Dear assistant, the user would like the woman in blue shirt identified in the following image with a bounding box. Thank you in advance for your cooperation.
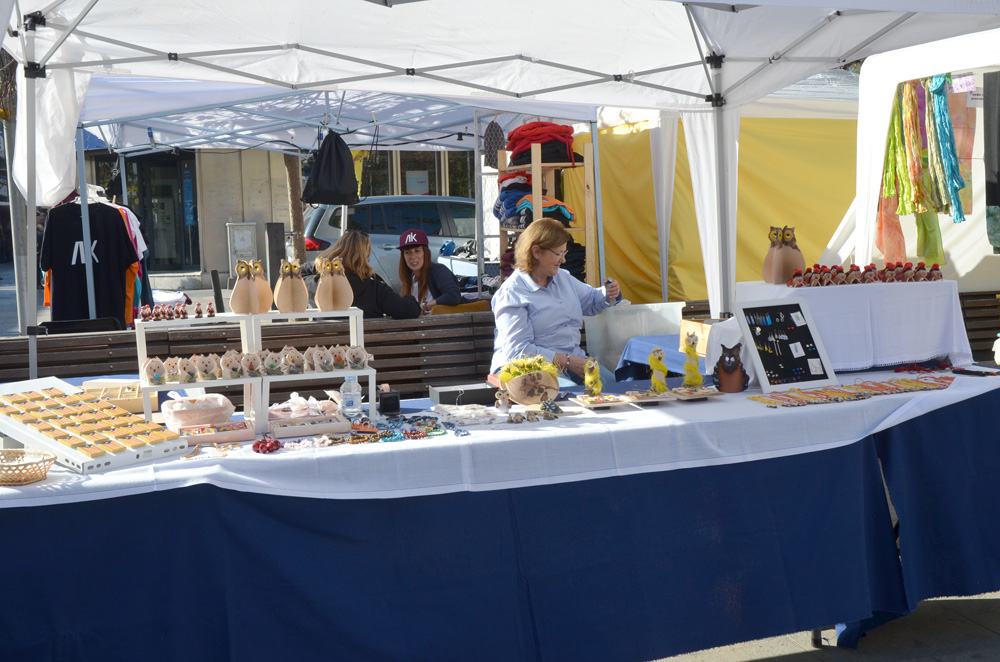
[490,218,620,384]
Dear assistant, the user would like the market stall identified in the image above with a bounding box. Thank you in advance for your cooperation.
[3,369,1000,660]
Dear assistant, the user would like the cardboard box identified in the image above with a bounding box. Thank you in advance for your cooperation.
[678,318,725,357]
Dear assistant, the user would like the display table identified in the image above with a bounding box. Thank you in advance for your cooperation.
[3,374,1000,661]
[733,281,973,370]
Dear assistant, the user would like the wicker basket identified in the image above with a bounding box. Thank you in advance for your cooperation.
[0,448,57,486]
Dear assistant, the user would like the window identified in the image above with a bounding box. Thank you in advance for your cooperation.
[399,152,438,195]
[448,202,476,238]
[381,202,442,236]
[447,151,474,198]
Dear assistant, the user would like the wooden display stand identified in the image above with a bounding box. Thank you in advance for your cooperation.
[497,141,598,286]
[135,310,376,434]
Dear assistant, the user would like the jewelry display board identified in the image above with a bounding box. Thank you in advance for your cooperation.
[735,297,837,393]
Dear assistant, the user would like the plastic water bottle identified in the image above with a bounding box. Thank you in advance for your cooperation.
[339,376,363,418]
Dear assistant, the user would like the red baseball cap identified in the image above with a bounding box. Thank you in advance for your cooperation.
[398,228,428,249]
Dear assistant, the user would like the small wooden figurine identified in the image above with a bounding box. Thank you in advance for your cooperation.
[648,348,669,393]
[682,332,702,388]
[712,343,749,393]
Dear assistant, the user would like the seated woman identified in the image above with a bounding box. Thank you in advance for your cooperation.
[490,217,620,385]
[306,230,421,319]
[397,228,463,314]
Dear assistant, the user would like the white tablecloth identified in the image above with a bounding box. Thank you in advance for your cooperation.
[3,371,998,508]
[720,281,973,372]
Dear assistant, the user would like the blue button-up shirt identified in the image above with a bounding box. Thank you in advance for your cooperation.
[490,268,614,373]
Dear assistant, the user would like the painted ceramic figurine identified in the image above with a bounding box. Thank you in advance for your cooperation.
[845,264,861,284]
[648,348,669,393]
[583,358,602,396]
[928,263,943,281]
[831,265,846,285]
[252,260,273,314]
[913,262,927,282]
[142,357,166,386]
[770,225,805,285]
[762,226,780,283]
[682,332,702,388]
[495,390,511,413]
[273,259,309,313]
[194,302,203,318]
[786,269,804,288]
[861,264,878,283]
[315,256,354,311]
[712,343,749,393]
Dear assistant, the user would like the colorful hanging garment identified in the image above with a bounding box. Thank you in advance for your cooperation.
[901,81,933,213]
[914,209,946,264]
[889,92,916,216]
[876,189,907,266]
[928,74,966,222]
[922,78,951,213]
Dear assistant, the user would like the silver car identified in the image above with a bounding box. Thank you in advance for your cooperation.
[304,195,477,291]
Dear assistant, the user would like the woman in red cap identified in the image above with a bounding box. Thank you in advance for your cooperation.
[397,228,463,314]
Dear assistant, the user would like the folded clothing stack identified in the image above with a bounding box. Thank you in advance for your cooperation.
[506,121,581,166]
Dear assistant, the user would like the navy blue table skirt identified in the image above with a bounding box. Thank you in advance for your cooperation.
[0,438,903,662]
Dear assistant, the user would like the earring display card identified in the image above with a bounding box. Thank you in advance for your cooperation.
[734,297,838,393]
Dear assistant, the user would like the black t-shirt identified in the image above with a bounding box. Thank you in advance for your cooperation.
[40,202,139,327]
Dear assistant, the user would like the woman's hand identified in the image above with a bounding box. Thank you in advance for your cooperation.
[562,354,588,379]
[604,279,620,302]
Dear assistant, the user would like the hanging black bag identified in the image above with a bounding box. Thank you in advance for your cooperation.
[302,130,360,205]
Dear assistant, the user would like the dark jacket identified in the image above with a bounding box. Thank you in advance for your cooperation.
[426,263,463,307]
[302,264,420,319]
[348,273,421,319]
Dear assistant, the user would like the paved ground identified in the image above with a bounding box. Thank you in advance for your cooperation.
[657,593,1000,661]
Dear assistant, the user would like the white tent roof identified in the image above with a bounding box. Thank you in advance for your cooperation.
[5,0,1000,320]
[77,76,600,156]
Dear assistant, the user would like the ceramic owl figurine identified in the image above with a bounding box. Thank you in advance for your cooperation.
[251,260,273,314]
[273,259,309,313]
[770,226,805,285]
[195,354,218,381]
[682,332,702,388]
[177,357,198,384]
[241,352,263,378]
[302,346,319,372]
[648,348,669,393]
[346,345,370,370]
[314,346,335,372]
[761,226,780,283]
[263,350,284,376]
[142,357,166,386]
[331,345,348,370]
[229,259,258,314]
[163,356,181,383]
[315,257,354,311]
[712,343,749,393]
[583,358,602,396]
[219,353,243,380]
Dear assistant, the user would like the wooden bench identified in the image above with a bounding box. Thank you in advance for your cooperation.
[0,313,497,405]
[959,291,1000,364]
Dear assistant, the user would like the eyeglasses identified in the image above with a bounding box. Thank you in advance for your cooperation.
[545,248,568,259]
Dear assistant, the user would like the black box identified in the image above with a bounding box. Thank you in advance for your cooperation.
[428,383,497,406]
[376,389,401,416]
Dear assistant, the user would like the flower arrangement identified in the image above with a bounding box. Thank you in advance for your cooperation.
[498,355,560,387]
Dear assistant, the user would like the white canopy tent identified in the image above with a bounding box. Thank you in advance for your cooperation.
[4,0,1000,329]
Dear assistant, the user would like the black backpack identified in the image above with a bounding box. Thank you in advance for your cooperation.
[302,130,360,205]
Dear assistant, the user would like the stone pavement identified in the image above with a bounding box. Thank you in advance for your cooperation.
[656,592,1000,661]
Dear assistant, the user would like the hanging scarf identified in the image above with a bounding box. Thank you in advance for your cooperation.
[922,78,951,213]
[928,74,966,222]
[876,187,907,266]
[901,81,932,213]
[889,92,916,216]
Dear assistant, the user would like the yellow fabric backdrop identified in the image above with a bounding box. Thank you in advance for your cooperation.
[565,117,857,303]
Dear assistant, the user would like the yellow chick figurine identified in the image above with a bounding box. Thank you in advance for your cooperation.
[682,331,702,388]
[648,347,669,393]
[583,358,602,396]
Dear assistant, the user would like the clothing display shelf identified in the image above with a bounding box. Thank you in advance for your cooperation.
[135,309,377,434]
[497,141,598,286]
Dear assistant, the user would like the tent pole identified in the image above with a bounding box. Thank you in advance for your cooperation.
[76,127,97,318]
[714,104,732,319]
[119,152,128,206]
[5,121,29,335]
[590,120,606,282]
[472,110,484,297]
[24,32,38,335]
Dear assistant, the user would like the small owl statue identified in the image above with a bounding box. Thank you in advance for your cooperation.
[272,259,309,313]
[769,226,806,285]
[712,343,749,393]
[761,226,780,283]
[583,358,602,396]
[229,259,258,314]
[648,347,669,393]
[251,260,273,314]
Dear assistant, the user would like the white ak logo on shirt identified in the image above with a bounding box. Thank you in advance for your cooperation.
[70,240,99,265]
[404,232,418,244]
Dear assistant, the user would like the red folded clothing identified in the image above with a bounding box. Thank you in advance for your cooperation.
[506,121,575,161]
